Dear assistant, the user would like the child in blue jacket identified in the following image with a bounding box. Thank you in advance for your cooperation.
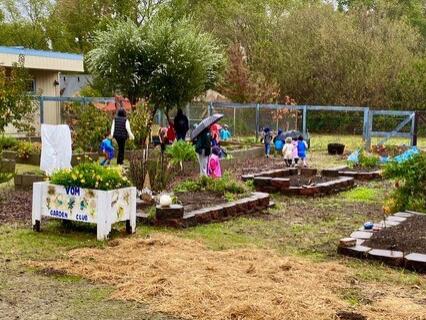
[297,135,309,167]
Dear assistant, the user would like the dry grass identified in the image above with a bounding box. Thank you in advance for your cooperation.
[34,234,426,320]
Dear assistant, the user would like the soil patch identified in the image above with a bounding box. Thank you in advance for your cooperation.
[176,191,228,211]
[0,189,32,224]
[289,175,331,187]
[364,215,426,254]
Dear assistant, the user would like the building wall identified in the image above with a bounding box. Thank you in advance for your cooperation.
[0,52,83,73]
[32,69,61,124]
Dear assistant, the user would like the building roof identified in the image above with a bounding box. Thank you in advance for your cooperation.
[0,46,83,61]
[0,46,84,72]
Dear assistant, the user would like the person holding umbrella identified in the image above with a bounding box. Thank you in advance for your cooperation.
[191,114,223,176]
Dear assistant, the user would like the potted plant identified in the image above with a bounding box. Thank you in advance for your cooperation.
[32,162,136,240]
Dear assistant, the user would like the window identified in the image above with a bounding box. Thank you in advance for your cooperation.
[26,79,36,93]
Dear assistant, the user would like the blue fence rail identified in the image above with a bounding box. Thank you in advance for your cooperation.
[34,96,417,150]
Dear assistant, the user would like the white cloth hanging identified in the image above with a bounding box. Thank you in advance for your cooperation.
[40,124,72,175]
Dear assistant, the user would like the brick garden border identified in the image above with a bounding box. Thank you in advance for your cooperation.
[338,211,426,273]
[137,192,270,228]
[322,166,382,181]
[242,168,355,196]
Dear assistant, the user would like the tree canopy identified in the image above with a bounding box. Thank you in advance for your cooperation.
[87,18,225,113]
[0,0,425,110]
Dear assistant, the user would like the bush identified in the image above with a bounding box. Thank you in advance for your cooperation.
[0,135,18,151]
[50,162,131,190]
[174,172,248,195]
[63,103,111,152]
[16,141,41,159]
[348,150,380,169]
[165,140,197,170]
[383,153,426,213]
[129,102,151,146]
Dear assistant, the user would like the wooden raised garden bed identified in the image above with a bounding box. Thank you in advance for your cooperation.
[243,168,355,196]
[338,211,426,273]
[322,166,382,181]
[15,172,45,189]
[137,192,270,228]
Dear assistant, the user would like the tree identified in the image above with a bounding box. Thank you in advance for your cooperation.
[87,18,225,124]
[0,63,35,133]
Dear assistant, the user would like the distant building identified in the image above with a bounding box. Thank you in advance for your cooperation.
[60,74,91,97]
[0,46,84,134]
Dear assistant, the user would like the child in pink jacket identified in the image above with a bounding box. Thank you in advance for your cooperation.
[208,146,222,178]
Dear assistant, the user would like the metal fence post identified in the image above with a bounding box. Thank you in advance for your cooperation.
[302,105,307,137]
[411,111,418,147]
[362,107,369,144]
[365,109,373,150]
[255,103,260,141]
[38,96,44,125]
[208,102,212,117]
[233,106,236,136]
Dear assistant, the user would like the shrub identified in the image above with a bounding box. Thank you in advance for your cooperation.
[383,153,426,213]
[165,140,197,170]
[63,103,111,152]
[0,135,18,151]
[348,150,380,169]
[129,102,151,146]
[50,162,131,190]
[174,172,248,195]
[16,141,41,159]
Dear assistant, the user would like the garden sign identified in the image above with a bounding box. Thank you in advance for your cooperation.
[32,182,137,240]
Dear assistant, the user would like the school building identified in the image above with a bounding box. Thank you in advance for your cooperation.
[0,46,84,134]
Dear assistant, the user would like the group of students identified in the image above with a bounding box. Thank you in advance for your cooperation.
[261,127,308,167]
[99,105,233,179]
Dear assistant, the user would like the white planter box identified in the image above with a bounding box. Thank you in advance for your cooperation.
[32,182,137,240]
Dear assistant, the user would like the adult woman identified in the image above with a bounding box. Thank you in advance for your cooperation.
[111,107,134,165]
[194,128,211,176]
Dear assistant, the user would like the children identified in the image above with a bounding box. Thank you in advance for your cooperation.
[208,146,222,178]
[261,127,273,158]
[282,137,294,167]
[292,137,299,166]
[273,129,285,152]
[220,124,232,142]
[297,135,309,167]
[100,133,114,166]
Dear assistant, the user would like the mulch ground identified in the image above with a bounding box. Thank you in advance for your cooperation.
[0,189,32,224]
[176,191,227,212]
[364,214,426,254]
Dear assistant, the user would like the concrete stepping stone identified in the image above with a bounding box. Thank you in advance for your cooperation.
[404,253,426,273]
[394,212,414,218]
[350,231,373,240]
[367,249,404,267]
[386,216,407,223]
[338,245,371,258]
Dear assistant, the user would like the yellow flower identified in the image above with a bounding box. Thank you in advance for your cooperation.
[71,174,77,180]
[81,179,85,184]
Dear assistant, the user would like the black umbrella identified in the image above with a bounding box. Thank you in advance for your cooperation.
[191,114,224,140]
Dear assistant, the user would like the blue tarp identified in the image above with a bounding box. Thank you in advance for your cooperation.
[347,149,360,163]
[393,147,420,163]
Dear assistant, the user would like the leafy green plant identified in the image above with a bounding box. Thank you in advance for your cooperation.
[383,153,426,213]
[0,62,36,133]
[62,103,111,152]
[174,172,248,195]
[16,141,41,159]
[165,140,197,171]
[348,149,380,169]
[50,162,131,190]
[0,135,18,151]
[129,102,151,146]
